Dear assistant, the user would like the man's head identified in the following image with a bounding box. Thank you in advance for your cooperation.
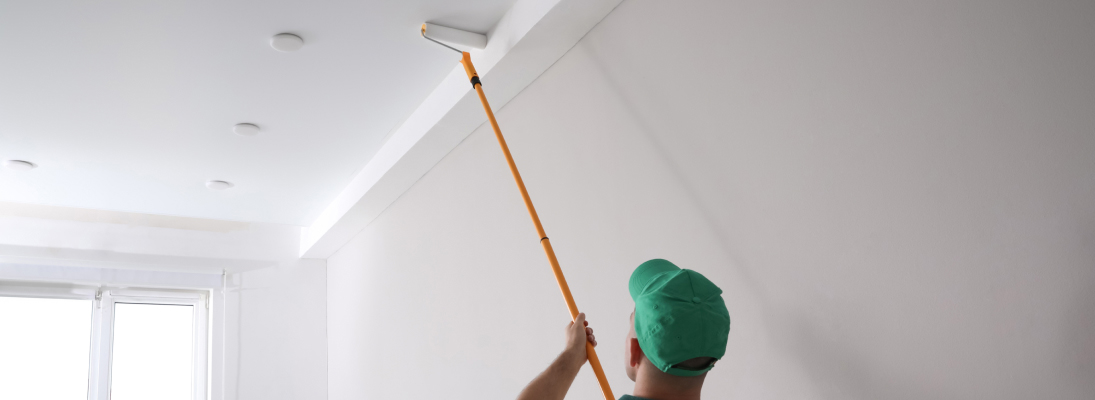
[623,259,730,383]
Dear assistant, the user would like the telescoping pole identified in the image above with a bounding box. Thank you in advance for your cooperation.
[458,52,615,400]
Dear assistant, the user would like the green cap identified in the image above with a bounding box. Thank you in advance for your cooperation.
[629,259,730,377]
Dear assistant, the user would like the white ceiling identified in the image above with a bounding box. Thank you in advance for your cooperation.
[0,0,517,225]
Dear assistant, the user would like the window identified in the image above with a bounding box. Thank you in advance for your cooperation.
[110,303,196,400]
[0,296,93,399]
[0,282,209,400]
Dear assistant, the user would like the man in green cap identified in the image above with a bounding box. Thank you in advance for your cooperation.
[516,259,731,400]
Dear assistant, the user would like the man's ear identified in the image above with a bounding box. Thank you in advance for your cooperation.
[628,338,644,368]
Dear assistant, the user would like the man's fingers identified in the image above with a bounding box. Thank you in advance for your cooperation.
[568,313,584,330]
[572,313,597,348]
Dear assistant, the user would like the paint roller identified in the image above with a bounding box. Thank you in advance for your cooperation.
[422,23,616,400]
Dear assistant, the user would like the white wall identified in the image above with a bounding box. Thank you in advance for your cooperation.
[224,259,328,400]
[327,0,1095,399]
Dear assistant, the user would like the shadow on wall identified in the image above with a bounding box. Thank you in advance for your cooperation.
[565,0,1095,396]
[783,309,950,400]
[582,40,1095,397]
[1061,225,1095,397]
[574,44,765,299]
[576,5,1095,399]
[579,40,943,400]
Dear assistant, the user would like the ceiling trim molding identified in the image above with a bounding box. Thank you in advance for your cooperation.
[0,262,223,289]
[0,202,250,232]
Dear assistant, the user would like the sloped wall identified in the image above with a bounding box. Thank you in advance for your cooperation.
[327,0,1095,399]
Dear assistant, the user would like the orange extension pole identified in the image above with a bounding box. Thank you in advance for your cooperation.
[459,52,615,400]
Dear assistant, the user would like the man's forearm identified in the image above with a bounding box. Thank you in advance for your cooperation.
[516,348,587,400]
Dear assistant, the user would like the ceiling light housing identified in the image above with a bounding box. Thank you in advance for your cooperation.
[4,160,37,171]
[206,180,234,190]
[233,123,260,136]
[270,33,304,52]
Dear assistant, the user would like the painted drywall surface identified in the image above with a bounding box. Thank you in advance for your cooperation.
[328,0,1095,399]
[223,259,327,400]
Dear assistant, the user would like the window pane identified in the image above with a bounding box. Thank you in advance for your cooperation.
[0,296,92,400]
[110,303,194,400]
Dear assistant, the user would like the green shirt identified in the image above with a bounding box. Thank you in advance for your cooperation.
[619,396,654,400]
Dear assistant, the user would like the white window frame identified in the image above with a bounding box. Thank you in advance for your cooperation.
[0,281,210,400]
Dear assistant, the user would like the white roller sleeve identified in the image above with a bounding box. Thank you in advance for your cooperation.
[423,23,487,50]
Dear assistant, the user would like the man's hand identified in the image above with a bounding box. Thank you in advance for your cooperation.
[563,313,597,365]
[515,312,599,400]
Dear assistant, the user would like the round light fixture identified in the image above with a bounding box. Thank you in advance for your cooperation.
[4,160,37,171]
[270,33,304,52]
[206,180,235,190]
[233,123,260,136]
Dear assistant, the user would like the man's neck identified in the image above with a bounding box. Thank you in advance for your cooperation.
[632,385,701,400]
[632,371,704,400]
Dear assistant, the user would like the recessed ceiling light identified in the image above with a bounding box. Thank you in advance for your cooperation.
[233,123,260,136]
[206,180,234,190]
[270,33,304,52]
[4,160,37,171]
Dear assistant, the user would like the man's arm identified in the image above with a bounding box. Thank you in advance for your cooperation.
[516,313,598,400]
